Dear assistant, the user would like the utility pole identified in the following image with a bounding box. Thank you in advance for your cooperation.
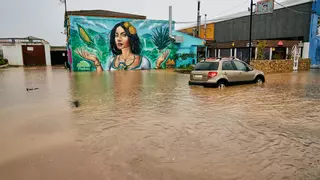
[204,14,207,59]
[60,0,68,38]
[169,6,173,37]
[197,0,201,37]
[248,0,254,64]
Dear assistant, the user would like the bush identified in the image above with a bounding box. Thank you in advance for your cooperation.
[177,64,194,70]
[0,56,8,65]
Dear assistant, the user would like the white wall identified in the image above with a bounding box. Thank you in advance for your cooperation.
[2,44,23,65]
[302,42,310,59]
[44,43,51,66]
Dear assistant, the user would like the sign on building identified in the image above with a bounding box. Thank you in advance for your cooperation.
[255,0,274,15]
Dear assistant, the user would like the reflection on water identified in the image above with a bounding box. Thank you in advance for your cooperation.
[1,67,320,180]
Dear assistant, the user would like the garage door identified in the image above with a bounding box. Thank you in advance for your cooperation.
[22,45,46,66]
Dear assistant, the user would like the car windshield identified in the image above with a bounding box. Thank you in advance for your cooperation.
[194,62,219,71]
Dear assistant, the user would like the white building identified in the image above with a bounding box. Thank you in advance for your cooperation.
[0,36,51,66]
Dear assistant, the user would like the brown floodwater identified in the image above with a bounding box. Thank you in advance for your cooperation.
[0,67,320,180]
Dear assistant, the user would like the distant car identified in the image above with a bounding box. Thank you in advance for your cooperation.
[189,58,265,88]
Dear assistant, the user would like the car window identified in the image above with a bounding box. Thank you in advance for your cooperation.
[246,64,254,71]
[233,61,248,71]
[222,61,236,70]
[195,62,219,70]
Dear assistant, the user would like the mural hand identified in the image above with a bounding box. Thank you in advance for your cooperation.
[156,50,170,68]
[75,48,98,63]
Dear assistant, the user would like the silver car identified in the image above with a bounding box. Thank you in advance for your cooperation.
[189,58,265,88]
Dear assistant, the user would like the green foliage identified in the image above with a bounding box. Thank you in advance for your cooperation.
[257,41,267,60]
[178,53,196,61]
[0,56,8,65]
[177,64,193,70]
[151,27,171,51]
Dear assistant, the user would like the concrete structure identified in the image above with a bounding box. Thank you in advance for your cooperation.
[0,37,51,66]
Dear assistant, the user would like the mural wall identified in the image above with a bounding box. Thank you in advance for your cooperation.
[68,16,205,71]
[69,17,173,71]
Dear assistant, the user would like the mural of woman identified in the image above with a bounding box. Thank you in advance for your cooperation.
[76,21,170,72]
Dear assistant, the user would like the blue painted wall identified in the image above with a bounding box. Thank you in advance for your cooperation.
[172,31,205,68]
[309,0,320,67]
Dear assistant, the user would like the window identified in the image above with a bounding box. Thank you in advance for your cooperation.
[233,61,247,71]
[222,61,235,70]
[195,62,219,70]
[246,64,254,71]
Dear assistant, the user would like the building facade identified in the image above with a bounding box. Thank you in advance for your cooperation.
[0,37,51,66]
[179,0,320,66]
[213,0,312,62]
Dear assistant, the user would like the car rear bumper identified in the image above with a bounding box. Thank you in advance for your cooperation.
[188,80,217,86]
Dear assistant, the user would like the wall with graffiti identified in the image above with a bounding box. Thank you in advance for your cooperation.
[67,16,204,71]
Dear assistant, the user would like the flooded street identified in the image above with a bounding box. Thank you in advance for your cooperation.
[1,67,320,180]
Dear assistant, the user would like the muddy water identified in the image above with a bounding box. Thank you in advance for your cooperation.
[0,67,320,180]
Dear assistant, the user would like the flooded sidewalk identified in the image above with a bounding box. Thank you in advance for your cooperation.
[0,67,320,180]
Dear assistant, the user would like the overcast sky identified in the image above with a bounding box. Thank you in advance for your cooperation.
[0,0,282,46]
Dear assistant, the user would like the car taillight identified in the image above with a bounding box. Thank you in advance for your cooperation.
[208,72,217,78]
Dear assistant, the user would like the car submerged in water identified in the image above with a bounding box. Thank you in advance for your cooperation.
[188,58,265,88]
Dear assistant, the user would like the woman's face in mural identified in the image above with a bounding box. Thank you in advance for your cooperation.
[115,26,130,50]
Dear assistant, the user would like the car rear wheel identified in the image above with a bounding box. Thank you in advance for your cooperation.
[217,81,227,89]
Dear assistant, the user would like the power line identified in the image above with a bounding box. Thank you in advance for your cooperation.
[175,0,249,24]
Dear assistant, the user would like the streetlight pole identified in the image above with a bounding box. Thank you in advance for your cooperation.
[248,0,254,64]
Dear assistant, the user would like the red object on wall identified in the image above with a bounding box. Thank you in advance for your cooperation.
[278,41,284,46]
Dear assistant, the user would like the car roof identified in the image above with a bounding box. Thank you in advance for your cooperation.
[199,58,244,63]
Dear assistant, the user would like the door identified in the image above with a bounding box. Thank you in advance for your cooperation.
[232,61,255,81]
[22,45,46,66]
[221,61,240,82]
[51,50,67,65]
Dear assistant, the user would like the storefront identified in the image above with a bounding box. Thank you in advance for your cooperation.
[210,40,303,62]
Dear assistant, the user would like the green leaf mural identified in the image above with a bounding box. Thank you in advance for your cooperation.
[151,27,171,51]
[77,24,96,49]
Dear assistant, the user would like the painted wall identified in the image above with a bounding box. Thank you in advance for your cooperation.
[68,16,204,71]
[179,23,214,40]
[302,42,310,59]
[172,31,204,68]
[2,44,23,65]
[309,0,320,67]
[44,43,51,66]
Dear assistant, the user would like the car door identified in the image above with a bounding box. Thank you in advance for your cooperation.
[221,61,240,82]
[232,61,256,82]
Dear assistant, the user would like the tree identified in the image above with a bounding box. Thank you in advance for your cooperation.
[257,40,267,60]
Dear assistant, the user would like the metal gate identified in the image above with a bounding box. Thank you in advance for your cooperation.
[22,45,46,66]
